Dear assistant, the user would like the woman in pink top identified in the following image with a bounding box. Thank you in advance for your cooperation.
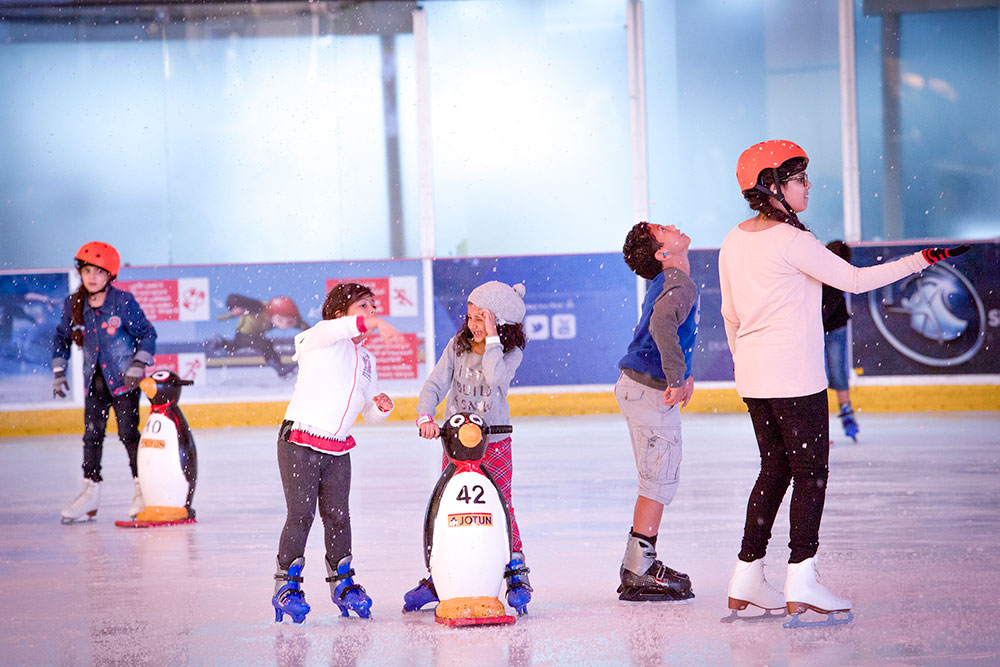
[718,140,969,627]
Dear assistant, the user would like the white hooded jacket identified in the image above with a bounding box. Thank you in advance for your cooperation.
[283,315,391,442]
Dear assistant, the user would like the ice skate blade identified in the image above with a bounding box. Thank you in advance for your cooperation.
[336,604,372,619]
[618,584,695,603]
[782,607,853,629]
[61,511,97,525]
[719,605,788,623]
[619,598,694,606]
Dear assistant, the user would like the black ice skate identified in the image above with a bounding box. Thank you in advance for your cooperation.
[617,532,694,602]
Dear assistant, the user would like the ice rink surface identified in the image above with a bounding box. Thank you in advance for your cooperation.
[2,411,999,666]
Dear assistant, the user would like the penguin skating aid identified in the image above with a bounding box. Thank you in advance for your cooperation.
[419,413,515,626]
[116,370,197,529]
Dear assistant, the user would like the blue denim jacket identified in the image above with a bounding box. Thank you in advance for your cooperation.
[53,285,157,396]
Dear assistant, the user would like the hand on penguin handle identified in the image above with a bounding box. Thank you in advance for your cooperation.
[53,370,69,399]
[922,245,971,264]
[372,393,393,412]
[123,360,146,390]
[418,421,441,440]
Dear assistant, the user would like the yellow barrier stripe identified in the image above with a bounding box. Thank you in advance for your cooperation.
[2,385,997,438]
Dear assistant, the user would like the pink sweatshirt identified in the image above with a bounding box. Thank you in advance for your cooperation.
[718,223,929,398]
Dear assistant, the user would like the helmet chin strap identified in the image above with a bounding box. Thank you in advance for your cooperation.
[754,168,802,226]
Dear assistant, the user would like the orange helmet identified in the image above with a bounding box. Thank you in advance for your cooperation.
[266,296,301,320]
[736,140,808,191]
[74,241,120,278]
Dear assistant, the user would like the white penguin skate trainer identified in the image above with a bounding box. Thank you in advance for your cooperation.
[721,559,786,622]
[129,477,146,519]
[782,557,853,628]
[61,479,101,524]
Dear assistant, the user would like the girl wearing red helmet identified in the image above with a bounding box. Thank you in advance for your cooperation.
[53,242,157,524]
[718,141,969,627]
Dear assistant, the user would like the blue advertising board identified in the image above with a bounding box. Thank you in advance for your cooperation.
[850,241,999,376]
[0,271,70,404]
[431,254,637,387]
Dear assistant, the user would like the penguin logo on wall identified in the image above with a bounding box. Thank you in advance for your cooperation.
[421,412,515,626]
[116,369,198,528]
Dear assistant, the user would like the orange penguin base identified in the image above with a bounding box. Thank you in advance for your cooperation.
[115,506,195,529]
[434,597,515,627]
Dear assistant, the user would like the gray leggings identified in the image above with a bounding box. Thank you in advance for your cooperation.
[276,422,352,570]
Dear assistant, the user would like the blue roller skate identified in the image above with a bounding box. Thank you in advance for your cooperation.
[327,555,372,619]
[402,576,438,612]
[838,403,859,442]
[272,556,311,624]
[505,551,533,615]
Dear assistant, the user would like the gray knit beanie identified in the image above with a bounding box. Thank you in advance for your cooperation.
[468,280,526,325]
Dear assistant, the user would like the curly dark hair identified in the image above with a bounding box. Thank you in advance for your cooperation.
[622,222,663,280]
[322,282,375,320]
[742,156,809,231]
[453,315,527,356]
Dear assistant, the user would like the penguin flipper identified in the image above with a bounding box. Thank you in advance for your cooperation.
[423,462,456,569]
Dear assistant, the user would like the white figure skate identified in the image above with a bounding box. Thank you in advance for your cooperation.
[783,557,853,628]
[721,559,786,622]
[61,479,101,524]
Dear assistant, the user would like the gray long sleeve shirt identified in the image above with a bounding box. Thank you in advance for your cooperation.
[416,337,523,443]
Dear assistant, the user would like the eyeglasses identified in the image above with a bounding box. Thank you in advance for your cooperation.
[783,173,809,186]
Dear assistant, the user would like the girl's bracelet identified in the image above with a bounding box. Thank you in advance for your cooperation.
[415,414,434,427]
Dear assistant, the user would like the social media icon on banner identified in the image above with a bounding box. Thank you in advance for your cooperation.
[552,313,576,339]
[524,314,549,340]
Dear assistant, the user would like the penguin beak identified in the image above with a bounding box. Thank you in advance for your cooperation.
[458,423,482,448]
[140,377,157,399]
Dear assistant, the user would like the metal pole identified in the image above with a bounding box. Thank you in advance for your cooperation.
[413,7,437,366]
[838,0,862,243]
[881,12,904,239]
[626,0,650,317]
[380,34,406,258]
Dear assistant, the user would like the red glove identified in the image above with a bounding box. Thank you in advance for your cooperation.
[922,245,971,264]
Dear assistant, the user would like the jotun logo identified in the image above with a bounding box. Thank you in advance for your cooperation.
[868,261,985,367]
[448,513,493,527]
[140,438,166,449]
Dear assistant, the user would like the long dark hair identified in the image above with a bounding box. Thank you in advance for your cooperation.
[322,282,375,320]
[742,156,809,231]
[453,316,527,356]
[69,285,88,347]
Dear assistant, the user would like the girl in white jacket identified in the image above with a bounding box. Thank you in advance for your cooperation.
[271,282,399,623]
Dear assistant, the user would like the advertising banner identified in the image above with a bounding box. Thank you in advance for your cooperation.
[689,249,735,382]
[431,254,638,387]
[850,241,999,376]
[2,260,426,407]
[0,271,70,404]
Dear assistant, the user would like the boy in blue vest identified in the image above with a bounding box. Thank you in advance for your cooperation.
[615,222,699,602]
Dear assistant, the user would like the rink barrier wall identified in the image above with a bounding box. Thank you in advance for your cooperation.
[2,384,998,437]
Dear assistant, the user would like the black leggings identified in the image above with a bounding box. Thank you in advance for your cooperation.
[276,422,352,570]
[739,390,830,564]
[82,369,141,482]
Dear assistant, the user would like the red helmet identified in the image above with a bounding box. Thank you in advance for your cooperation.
[266,296,301,320]
[736,140,808,191]
[74,241,120,278]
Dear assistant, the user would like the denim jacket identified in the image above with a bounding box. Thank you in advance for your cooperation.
[52,285,157,396]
